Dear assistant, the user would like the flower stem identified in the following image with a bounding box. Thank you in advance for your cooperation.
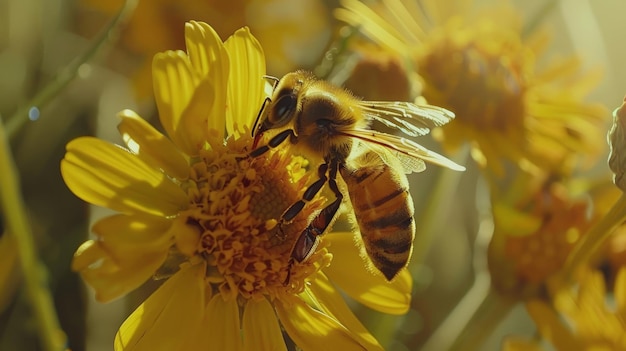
[562,193,626,283]
[522,0,560,38]
[420,274,515,351]
[450,286,515,351]
[5,0,139,140]
[421,196,515,351]
[0,118,65,350]
[410,145,470,268]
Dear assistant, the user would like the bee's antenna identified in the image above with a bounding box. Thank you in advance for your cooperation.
[252,97,271,138]
[263,75,280,90]
[251,76,280,139]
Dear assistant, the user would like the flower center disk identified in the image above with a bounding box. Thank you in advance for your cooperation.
[175,135,324,301]
[418,20,528,131]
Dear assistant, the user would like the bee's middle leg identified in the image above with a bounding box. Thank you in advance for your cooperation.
[290,162,343,261]
[282,162,330,223]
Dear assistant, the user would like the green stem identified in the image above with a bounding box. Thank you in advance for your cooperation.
[420,274,516,351]
[411,145,470,268]
[420,192,514,351]
[5,0,139,140]
[0,118,64,350]
[449,286,515,351]
[522,0,561,38]
[562,193,626,283]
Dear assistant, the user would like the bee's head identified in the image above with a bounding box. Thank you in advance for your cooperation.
[252,72,307,147]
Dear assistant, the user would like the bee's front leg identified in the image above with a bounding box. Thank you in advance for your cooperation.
[247,129,295,158]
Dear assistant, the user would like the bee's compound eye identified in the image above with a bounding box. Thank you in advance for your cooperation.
[271,94,297,124]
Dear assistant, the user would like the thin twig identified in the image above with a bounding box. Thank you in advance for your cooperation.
[5,0,139,140]
[0,116,65,351]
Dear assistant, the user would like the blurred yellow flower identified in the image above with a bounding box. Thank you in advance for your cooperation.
[342,42,416,101]
[336,0,605,176]
[62,22,410,350]
[488,173,592,298]
[503,268,626,350]
[562,96,626,282]
[77,0,330,98]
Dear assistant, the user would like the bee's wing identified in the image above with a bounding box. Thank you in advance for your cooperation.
[359,101,455,137]
[344,129,466,173]
[357,140,426,174]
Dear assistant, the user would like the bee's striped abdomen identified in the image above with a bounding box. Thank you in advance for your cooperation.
[341,153,415,281]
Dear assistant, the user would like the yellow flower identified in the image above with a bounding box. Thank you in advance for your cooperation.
[559,94,626,284]
[336,0,606,176]
[341,42,416,101]
[488,172,593,298]
[77,0,330,99]
[503,268,626,350]
[62,21,411,350]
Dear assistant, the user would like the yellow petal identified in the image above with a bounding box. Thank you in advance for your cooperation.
[61,137,188,217]
[525,300,581,351]
[224,27,267,136]
[72,214,173,302]
[501,337,544,351]
[184,21,229,139]
[335,0,408,54]
[72,240,166,302]
[115,262,206,351]
[175,79,216,153]
[183,294,243,351]
[117,109,189,180]
[323,232,412,314]
[493,202,542,237]
[91,213,173,260]
[242,298,286,351]
[152,50,195,138]
[578,269,605,306]
[72,240,110,272]
[206,295,243,351]
[275,297,367,351]
[307,272,383,350]
[152,50,206,155]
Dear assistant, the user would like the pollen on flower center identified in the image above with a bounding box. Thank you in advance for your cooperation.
[418,21,528,131]
[173,132,327,301]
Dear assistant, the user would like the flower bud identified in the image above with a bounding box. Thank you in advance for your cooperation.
[608,96,626,191]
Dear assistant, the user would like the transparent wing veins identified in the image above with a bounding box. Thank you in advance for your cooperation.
[359,101,456,137]
[344,129,466,173]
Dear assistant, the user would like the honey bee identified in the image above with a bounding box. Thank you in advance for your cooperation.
[250,70,464,281]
